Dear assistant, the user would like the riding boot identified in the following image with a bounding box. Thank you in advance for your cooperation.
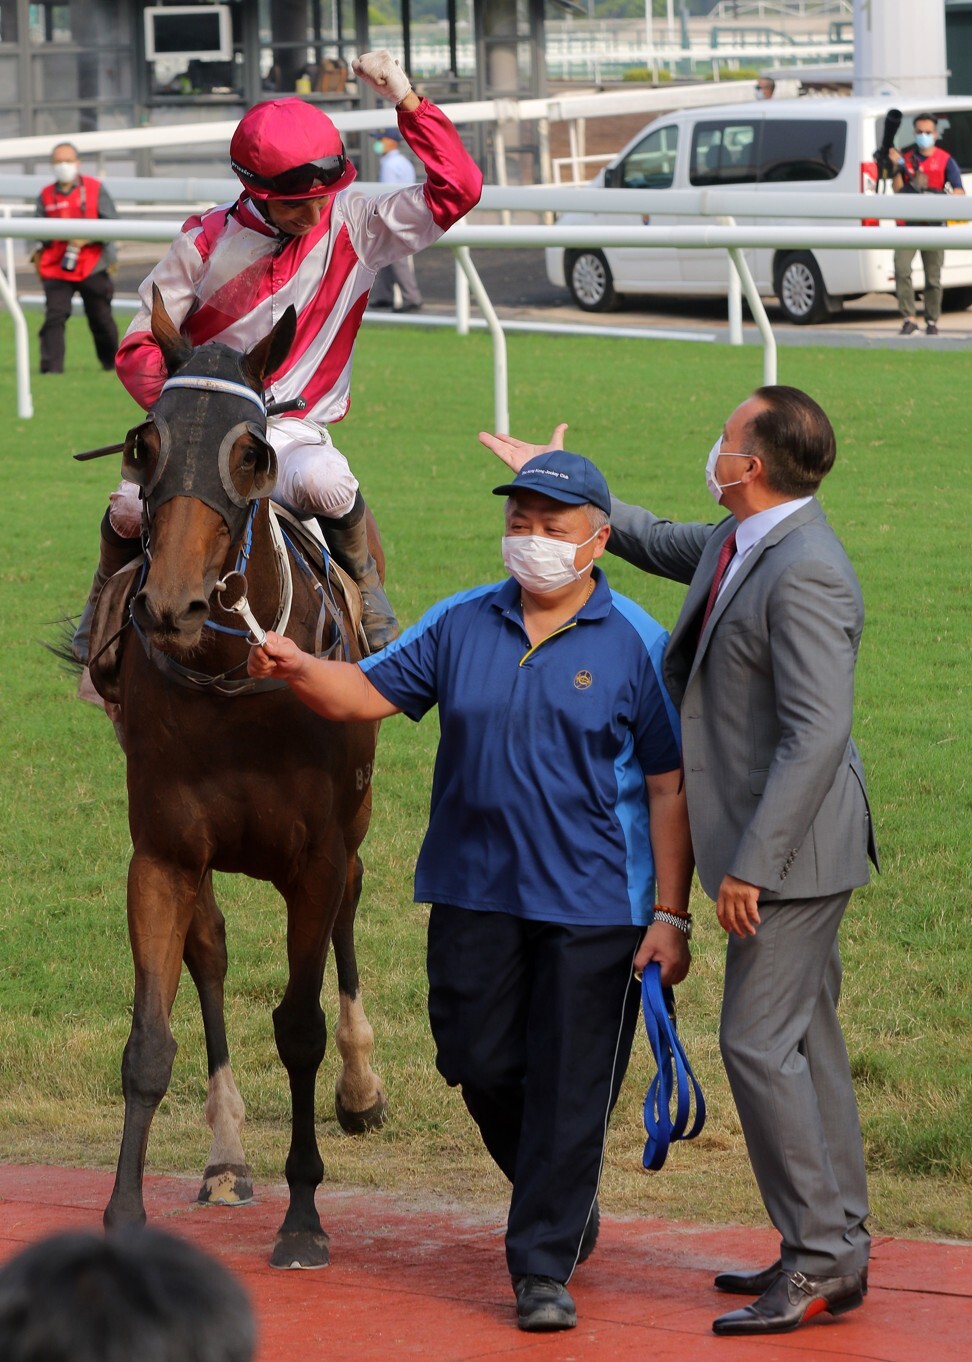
[72,509,142,664]
[317,493,399,653]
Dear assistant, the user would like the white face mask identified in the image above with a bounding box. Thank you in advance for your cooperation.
[53,161,79,186]
[502,529,599,595]
[705,436,749,504]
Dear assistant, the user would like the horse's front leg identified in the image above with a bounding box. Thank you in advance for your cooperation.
[269,852,343,1269]
[333,852,387,1134]
[183,870,254,1207]
[104,853,196,1231]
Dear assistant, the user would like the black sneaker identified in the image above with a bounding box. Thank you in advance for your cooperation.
[512,1275,577,1332]
[899,320,920,335]
[926,323,940,335]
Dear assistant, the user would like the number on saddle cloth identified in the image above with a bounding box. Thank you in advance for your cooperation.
[641,963,706,1171]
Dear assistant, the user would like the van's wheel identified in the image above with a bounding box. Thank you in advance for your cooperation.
[941,286,972,312]
[775,252,834,325]
[566,250,621,312]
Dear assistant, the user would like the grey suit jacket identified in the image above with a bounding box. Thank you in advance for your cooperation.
[609,496,879,901]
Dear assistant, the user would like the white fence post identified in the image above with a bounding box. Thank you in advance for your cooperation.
[453,246,509,435]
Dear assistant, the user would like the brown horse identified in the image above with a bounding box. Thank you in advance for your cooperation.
[91,287,386,1267]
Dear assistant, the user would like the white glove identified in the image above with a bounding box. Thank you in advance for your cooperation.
[352,50,412,105]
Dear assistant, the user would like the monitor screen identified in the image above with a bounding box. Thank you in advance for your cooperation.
[144,6,233,62]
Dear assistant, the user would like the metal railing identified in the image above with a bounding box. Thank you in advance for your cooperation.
[5,185,972,426]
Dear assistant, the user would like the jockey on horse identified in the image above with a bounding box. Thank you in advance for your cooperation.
[73,50,482,661]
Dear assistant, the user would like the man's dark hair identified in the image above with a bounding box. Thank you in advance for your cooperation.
[742,385,836,495]
[0,1228,256,1362]
[913,112,939,126]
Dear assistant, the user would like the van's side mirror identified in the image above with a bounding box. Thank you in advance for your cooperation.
[604,163,622,189]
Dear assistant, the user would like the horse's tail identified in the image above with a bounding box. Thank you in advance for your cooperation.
[40,616,84,674]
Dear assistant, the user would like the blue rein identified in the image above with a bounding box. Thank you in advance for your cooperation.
[640,963,706,1170]
[205,501,260,639]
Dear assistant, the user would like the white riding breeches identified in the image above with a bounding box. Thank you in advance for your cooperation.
[107,417,359,539]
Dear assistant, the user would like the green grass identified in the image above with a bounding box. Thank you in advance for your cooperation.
[0,311,970,1239]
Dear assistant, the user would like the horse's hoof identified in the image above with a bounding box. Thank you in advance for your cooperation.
[198,1163,254,1206]
[270,1230,330,1269]
[335,1086,387,1135]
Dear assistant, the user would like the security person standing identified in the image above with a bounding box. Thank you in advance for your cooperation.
[889,112,965,336]
[33,142,119,373]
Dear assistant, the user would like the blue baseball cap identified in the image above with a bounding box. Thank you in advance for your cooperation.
[492,451,611,515]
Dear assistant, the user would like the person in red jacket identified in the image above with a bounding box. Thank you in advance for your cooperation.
[889,112,965,336]
[33,142,119,374]
[73,51,482,663]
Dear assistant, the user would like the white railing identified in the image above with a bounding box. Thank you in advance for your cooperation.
[4,186,971,427]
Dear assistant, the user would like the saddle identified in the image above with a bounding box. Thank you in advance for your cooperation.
[85,508,366,712]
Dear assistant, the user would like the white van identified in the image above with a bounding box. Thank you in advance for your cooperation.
[545,95,972,323]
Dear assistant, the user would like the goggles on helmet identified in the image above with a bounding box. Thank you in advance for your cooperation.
[230,153,347,197]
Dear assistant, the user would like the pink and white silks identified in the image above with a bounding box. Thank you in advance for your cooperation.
[108,98,482,539]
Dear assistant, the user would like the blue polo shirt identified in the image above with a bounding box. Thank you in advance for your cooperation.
[360,568,681,927]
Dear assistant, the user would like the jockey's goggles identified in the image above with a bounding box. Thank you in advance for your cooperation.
[230,153,347,197]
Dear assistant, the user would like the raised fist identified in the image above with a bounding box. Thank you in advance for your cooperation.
[352,50,411,105]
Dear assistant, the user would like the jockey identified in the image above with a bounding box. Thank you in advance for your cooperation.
[74,51,483,660]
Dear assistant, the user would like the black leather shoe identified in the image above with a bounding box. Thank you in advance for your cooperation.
[715,1259,868,1296]
[714,1258,783,1294]
[513,1275,577,1332]
[712,1270,864,1335]
[577,1198,599,1265]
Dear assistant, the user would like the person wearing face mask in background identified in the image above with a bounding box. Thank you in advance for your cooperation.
[888,112,965,336]
[32,142,119,375]
[482,385,879,1339]
[755,76,775,100]
[368,128,423,313]
[247,449,694,1335]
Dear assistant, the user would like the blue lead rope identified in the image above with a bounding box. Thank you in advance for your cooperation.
[641,963,706,1171]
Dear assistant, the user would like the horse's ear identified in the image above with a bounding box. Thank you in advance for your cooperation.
[240,305,298,393]
[150,284,192,374]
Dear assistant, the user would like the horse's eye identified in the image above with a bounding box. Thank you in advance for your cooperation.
[122,422,161,488]
[228,432,276,500]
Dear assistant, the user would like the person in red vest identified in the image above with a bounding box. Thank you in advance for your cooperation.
[33,142,119,373]
[889,112,965,336]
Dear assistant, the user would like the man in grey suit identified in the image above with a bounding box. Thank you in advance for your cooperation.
[481,385,878,1337]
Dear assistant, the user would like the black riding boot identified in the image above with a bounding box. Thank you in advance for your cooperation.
[72,509,142,664]
[318,493,399,653]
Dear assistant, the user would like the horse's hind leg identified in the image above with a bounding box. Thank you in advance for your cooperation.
[333,853,387,1134]
[183,871,254,1207]
[104,855,195,1231]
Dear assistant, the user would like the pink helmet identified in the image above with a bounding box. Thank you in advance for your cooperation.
[230,98,357,200]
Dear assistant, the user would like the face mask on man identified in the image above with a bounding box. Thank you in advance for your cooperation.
[705,437,750,504]
[372,140,386,156]
[53,161,79,186]
[915,131,936,151]
[502,528,599,595]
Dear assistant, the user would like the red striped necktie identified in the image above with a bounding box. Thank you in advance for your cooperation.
[698,531,737,641]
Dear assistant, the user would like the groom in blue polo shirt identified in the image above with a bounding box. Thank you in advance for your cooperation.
[248,451,694,1333]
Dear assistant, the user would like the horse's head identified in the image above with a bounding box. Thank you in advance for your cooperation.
[128,286,296,656]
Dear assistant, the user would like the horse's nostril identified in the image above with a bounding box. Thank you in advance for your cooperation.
[133,590,209,639]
